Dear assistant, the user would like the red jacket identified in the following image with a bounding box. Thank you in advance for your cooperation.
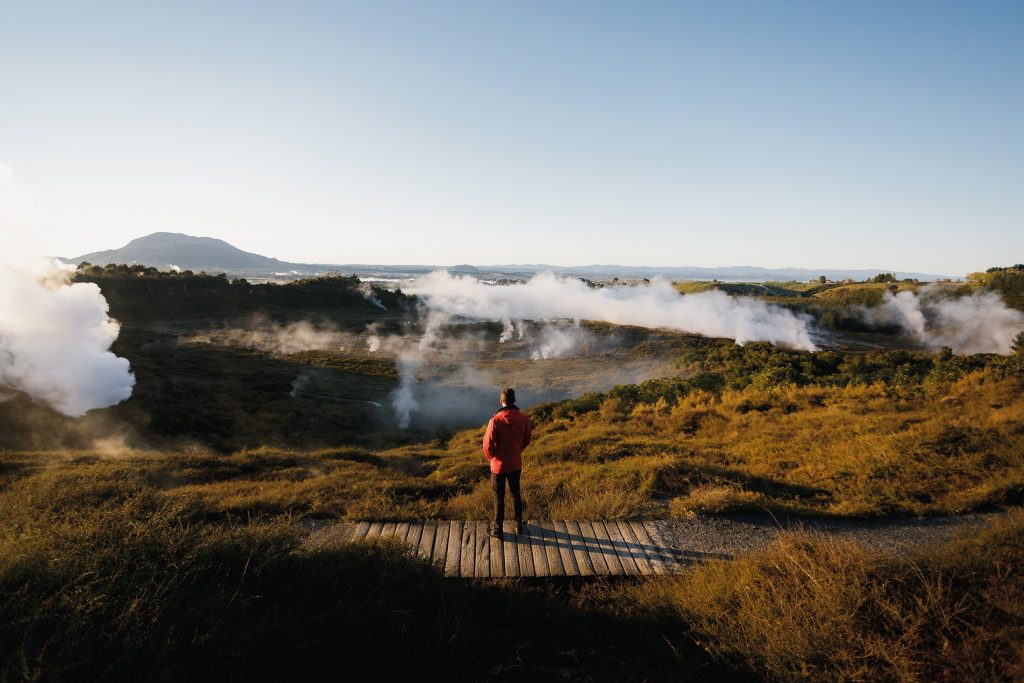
[482,406,532,474]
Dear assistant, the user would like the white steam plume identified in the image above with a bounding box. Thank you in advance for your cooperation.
[0,261,136,416]
[408,271,817,350]
[186,317,351,354]
[873,289,1024,354]
[392,354,421,429]
[529,323,593,360]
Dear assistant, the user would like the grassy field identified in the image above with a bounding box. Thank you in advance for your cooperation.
[3,350,1021,524]
[1,461,1020,680]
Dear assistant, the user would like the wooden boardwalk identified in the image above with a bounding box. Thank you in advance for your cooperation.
[321,520,695,578]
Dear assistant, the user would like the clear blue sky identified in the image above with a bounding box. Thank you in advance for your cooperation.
[1,0,1021,275]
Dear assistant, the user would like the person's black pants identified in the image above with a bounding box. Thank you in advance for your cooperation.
[491,469,522,529]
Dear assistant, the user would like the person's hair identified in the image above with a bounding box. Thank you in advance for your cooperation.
[500,387,516,406]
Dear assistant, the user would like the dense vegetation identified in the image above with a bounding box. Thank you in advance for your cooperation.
[968,265,1024,310]
[73,262,413,320]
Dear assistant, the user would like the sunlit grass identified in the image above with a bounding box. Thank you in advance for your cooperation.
[634,508,1024,682]
[4,369,1020,522]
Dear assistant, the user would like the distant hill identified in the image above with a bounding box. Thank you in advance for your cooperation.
[63,232,954,282]
[65,232,293,273]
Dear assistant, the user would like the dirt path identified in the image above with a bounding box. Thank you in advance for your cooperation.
[650,511,1005,561]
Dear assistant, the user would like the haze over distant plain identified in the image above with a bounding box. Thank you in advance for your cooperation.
[1,1,1022,276]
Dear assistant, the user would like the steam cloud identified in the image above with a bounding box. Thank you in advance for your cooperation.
[372,270,821,430]
[393,354,422,429]
[407,271,818,350]
[0,261,135,416]
[389,310,451,429]
[870,289,1024,354]
[186,316,352,354]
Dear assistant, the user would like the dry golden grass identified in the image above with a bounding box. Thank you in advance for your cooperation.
[630,509,1024,682]
[2,370,1020,522]
[489,370,1024,518]
[0,465,734,680]
[2,428,1021,680]
[669,484,769,515]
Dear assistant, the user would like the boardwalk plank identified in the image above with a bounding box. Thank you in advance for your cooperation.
[405,522,422,550]
[351,521,371,542]
[431,521,449,570]
[395,523,411,547]
[490,525,505,578]
[526,521,548,577]
[364,521,384,541]
[516,524,535,578]
[540,521,565,577]
[553,521,581,576]
[578,521,608,575]
[590,521,624,576]
[615,521,652,574]
[417,521,436,562]
[630,522,669,575]
[502,524,520,578]
[605,521,639,575]
[565,521,595,576]
[381,521,397,540]
[440,524,456,577]
[476,522,491,579]
[459,522,475,578]
[613,521,648,573]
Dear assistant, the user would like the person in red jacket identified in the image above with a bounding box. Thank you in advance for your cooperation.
[482,387,532,538]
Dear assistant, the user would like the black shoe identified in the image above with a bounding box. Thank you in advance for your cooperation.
[488,526,502,539]
[514,521,524,535]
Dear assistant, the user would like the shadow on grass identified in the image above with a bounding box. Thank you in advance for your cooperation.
[660,460,832,501]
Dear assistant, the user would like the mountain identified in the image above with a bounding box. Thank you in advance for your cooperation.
[66,232,291,272]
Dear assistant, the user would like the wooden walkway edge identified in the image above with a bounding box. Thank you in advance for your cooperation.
[314,520,698,578]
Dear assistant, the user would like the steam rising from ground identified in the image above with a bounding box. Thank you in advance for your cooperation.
[0,261,135,416]
[408,271,818,350]
[868,289,1024,354]
[187,316,354,353]
[367,307,681,430]
[371,270,817,429]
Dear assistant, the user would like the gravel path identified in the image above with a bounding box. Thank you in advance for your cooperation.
[651,511,1004,561]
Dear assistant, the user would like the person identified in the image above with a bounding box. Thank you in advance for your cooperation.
[482,387,532,539]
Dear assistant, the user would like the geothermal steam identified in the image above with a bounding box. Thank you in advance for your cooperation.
[187,317,352,354]
[0,262,135,416]
[408,271,818,350]
[379,272,819,429]
[871,289,1024,354]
